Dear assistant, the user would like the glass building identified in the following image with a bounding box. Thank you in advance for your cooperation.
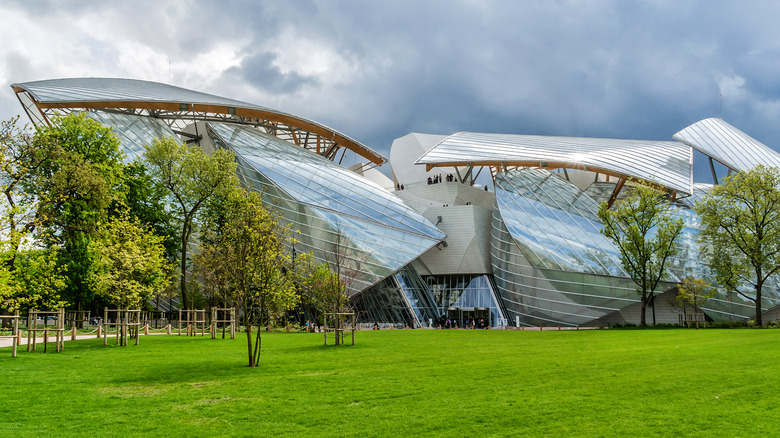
[11,78,780,327]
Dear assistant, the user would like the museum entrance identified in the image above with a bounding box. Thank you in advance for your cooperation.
[447,307,492,328]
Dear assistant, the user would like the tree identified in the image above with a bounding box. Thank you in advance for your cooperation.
[144,137,237,310]
[598,182,684,326]
[0,117,58,266]
[696,165,780,326]
[196,188,297,367]
[88,215,171,309]
[293,251,340,327]
[30,113,125,312]
[676,276,715,318]
[0,248,67,313]
[116,160,178,261]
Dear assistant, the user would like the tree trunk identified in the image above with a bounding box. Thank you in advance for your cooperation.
[246,325,255,367]
[755,286,763,326]
[253,328,262,367]
[180,224,189,310]
[639,292,647,327]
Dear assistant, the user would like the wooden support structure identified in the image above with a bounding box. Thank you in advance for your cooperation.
[27,308,65,353]
[103,308,142,346]
[65,310,90,329]
[178,309,206,337]
[322,312,356,346]
[679,312,707,329]
[0,310,20,357]
[606,176,628,209]
[210,307,236,339]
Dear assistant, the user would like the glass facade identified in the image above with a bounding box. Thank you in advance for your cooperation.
[491,168,780,325]
[428,274,507,328]
[17,77,780,327]
[206,122,445,295]
[87,112,178,160]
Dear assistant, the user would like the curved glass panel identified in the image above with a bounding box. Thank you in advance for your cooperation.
[417,131,692,194]
[86,112,178,161]
[495,169,624,276]
[491,169,780,325]
[674,118,780,172]
[12,77,383,164]
[206,122,444,295]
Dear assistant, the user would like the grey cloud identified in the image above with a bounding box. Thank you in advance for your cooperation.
[5,0,780,183]
[227,51,318,94]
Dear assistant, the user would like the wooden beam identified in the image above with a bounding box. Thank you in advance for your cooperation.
[606,177,628,209]
[20,98,386,165]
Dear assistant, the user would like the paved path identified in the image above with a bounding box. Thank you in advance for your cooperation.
[0,330,174,349]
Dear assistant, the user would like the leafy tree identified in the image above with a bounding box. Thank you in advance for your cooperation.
[696,165,780,326]
[675,276,715,318]
[0,117,58,265]
[30,113,125,312]
[116,161,178,261]
[292,251,339,327]
[89,215,171,309]
[143,137,238,310]
[598,182,684,326]
[0,248,67,313]
[196,188,297,367]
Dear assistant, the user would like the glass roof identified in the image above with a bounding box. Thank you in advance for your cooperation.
[12,77,384,165]
[673,117,780,172]
[417,132,693,194]
[14,77,256,108]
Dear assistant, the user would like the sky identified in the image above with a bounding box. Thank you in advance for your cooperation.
[2,0,780,182]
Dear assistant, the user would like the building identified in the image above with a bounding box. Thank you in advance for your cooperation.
[12,78,780,327]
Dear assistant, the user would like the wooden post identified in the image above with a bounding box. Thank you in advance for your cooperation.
[59,308,65,352]
[167,323,171,335]
[211,309,216,339]
[12,310,19,358]
[178,309,182,336]
[27,310,32,352]
[71,326,77,341]
[231,308,235,339]
[97,325,101,338]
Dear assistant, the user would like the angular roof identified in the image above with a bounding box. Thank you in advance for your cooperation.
[673,117,780,172]
[416,132,693,194]
[11,77,385,165]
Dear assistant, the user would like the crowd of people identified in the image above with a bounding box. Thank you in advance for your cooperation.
[432,315,489,329]
[427,173,459,185]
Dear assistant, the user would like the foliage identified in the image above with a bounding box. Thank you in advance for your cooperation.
[676,276,715,315]
[0,117,57,264]
[144,137,238,310]
[696,165,780,326]
[3,331,780,436]
[29,113,126,312]
[88,215,171,309]
[196,188,297,366]
[0,248,67,312]
[293,252,341,320]
[115,160,178,261]
[598,182,684,326]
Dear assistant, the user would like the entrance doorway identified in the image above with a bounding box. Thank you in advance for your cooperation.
[447,307,492,328]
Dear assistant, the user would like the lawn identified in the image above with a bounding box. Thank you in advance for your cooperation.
[1,328,778,437]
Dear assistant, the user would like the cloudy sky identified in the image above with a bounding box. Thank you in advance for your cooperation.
[2,0,779,181]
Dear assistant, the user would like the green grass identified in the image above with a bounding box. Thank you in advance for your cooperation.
[1,329,779,437]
